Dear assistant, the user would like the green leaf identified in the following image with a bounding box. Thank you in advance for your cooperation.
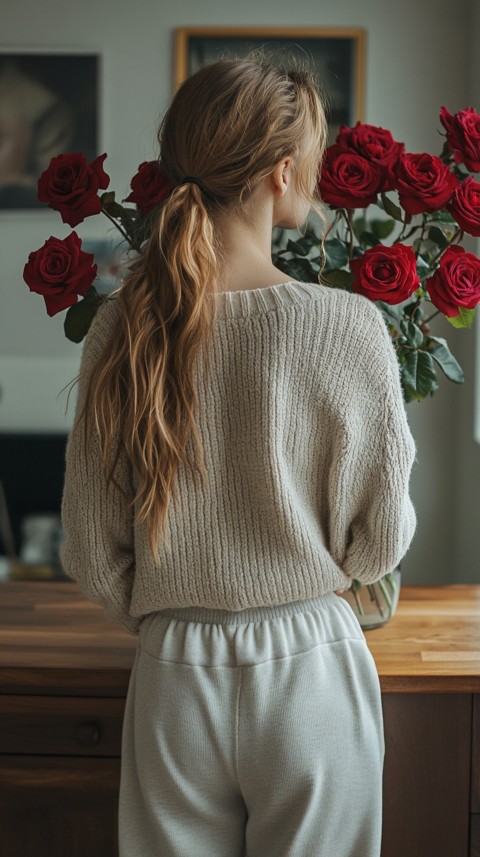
[352,245,365,259]
[321,269,354,290]
[428,226,448,249]
[64,288,104,343]
[426,336,464,383]
[416,255,431,277]
[375,300,405,325]
[452,165,471,181]
[286,237,315,256]
[371,218,396,240]
[324,237,349,270]
[359,231,378,248]
[105,200,128,220]
[439,139,453,164]
[400,319,424,348]
[401,349,439,401]
[402,300,424,325]
[352,215,366,239]
[100,191,116,206]
[278,257,319,281]
[445,305,476,329]
[381,193,403,222]
[120,207,139,222]
[428,209,457,224]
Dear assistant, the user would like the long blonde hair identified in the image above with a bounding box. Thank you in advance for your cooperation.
[71,49,330,565]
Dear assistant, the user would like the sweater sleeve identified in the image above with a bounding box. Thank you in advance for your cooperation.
[327,296,418,586]
[59,300,141,635]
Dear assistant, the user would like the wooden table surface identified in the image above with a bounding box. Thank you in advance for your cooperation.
[0,581,479,696]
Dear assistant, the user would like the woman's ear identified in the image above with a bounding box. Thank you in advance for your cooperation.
[272,156,293,196]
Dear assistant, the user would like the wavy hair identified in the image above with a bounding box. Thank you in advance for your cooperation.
[70,48,330,565]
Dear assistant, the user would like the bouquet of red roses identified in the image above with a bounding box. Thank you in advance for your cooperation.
[22,155,172,333]
[23,105,480,403]
[272,105,480,402]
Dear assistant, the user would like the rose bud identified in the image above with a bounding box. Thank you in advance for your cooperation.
[125,160,174,215]
[23,232,97,317]
[425,244,480,317]
[38,153,110,227]
[350,243,420,304]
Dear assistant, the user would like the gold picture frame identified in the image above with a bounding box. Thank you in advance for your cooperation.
[173,26,366,143]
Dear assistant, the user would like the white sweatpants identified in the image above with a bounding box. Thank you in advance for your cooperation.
[119,591,385,856]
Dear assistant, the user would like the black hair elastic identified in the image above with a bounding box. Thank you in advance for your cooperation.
[181,176,206,193]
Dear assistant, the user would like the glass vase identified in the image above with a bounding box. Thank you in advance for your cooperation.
[338,564,402,630]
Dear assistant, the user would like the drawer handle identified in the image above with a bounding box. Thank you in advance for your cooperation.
[77,720,102,747]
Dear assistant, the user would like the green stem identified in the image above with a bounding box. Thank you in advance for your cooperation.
[347,210,355,258]
[377,577,393,613]
[102,206,142,254]
[405,291,424,323]
[352,586,365,615]
[395,208,413,243]
[429,227,463,266]
[423,308,441,324]
[339,208,355,259]
[394,223,422,244]
[414,213,428,259]
[366,584,385,617]
[384,573,396,597]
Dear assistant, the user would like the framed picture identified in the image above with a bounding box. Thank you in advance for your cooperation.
[0,50,100,211]
[174,27,366,144]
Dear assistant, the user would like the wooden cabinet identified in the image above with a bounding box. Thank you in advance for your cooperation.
[0,694,123,854]
[0,753,120,857]
[0,693,124,856]
[0,582,479,857]
[471,695,480,857]
[382,693,472,855]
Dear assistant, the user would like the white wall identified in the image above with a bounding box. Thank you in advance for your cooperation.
[2,0,477,583]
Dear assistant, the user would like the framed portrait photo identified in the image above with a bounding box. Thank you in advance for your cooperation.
[174,26,366,144]
[0,49,101,211]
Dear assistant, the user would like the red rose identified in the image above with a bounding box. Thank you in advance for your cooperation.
[449,177,480,236]
[425,244,480,317]
[125,160,174,215]
[336,122,405,191]
[394,152,458,215]
[23,232,97,317]
[350,243,420,304]
[38,153,110,228]
[318,144,383,209]
[440,106,480,172]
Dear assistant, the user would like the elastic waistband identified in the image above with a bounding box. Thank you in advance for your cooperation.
[150,592,338,626]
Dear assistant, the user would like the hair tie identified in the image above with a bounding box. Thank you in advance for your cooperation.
[181,176,206,193]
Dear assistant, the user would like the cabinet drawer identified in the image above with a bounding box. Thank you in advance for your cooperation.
[0,696,125,757]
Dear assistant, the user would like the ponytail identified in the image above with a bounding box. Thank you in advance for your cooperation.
[76,51,330,566]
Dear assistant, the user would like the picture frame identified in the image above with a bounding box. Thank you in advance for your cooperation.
[174,27,366,144]
[0,48,101,211]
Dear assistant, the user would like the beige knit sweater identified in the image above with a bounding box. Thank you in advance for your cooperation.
[59,280,417,635]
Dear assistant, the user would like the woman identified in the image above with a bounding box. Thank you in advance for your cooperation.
[60,52,417,857]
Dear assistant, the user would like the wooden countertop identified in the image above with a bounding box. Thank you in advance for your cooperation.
[0,581,479,696]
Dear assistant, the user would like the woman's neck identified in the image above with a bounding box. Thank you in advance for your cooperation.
[211,189,277,291]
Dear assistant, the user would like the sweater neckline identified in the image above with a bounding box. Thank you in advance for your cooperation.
[209,280,325,320]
